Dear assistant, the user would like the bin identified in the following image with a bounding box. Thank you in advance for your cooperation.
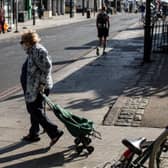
[18,11,28,22]
[86,9,91,18]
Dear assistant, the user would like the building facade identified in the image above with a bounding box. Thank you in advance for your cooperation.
[0,0,106,31]
[75,0,102,11]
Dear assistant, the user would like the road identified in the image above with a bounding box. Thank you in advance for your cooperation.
[0,13,139,95]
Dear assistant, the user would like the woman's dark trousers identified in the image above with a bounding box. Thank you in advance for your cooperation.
[26,89,59,139]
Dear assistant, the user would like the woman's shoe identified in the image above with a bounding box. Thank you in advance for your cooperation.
[49,130,64,148]
[22,134,40,142]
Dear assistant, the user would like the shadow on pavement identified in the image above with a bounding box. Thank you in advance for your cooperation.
[65,46,92,50]
[0,141,28,155]
[1,93,23,102]
[123,54,168,98]
[125,26,144,31]
[64,40,98,50]
[52,55,97,66]
[51,33,168,128]
[0,147,50,164]
[2,145,88,168]
[51,35,145,112]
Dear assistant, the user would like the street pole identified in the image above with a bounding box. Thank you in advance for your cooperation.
[115,0,117,13]
[82,0,85,16]
[70,0,73,18]
[94,0,96,16]
[143,0,151,63]
[32,0,36,25]
[14,0,19,33]
[27,0,32,19]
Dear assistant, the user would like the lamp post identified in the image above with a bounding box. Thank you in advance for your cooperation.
[82,0,85,16]
[14,0,19,33]
[69,0,74,18]
[115,0,117,12]
[94,0,96,16]
[32,0,36,25]
[143,0,151,63]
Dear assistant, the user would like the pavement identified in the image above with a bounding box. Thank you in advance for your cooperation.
[0,13,168,168]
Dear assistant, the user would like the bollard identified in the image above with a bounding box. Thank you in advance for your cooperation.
[86,9,91,18]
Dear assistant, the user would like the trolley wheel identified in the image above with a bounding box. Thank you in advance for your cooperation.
[82,137,92,145]
[87,146,94,154]
[74,137,81,145]
[76,146,83,154]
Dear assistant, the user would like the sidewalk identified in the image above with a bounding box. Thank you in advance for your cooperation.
[0,16,166,168]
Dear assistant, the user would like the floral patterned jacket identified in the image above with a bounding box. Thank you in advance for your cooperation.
[25,43,53,103]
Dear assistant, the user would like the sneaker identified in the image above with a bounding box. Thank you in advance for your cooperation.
[96,47,99,56]
[49,130,64,148]
[22,134,40,142]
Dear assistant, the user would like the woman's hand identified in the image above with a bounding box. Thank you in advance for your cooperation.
[39,84,45,93]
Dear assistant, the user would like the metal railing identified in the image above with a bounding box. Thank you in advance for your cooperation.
[151,20,168,53]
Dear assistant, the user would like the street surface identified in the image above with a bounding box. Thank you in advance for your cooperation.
[0,13,138,95]
[0,19,168,167]
[1,12,168,168]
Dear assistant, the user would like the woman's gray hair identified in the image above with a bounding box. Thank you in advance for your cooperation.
[21,30,41,48]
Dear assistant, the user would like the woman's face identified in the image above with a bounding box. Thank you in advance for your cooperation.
[20,40,30,51]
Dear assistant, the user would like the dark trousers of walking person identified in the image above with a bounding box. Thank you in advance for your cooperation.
[0,20,5,33]
[26,89,59,139]
[96,28,109,55]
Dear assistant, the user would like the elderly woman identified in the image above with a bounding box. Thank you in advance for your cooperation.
[20,30,63,147]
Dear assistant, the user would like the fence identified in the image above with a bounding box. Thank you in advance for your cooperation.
[152,20,168,53]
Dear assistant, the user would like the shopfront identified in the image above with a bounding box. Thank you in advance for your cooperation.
[0,0,14,29]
